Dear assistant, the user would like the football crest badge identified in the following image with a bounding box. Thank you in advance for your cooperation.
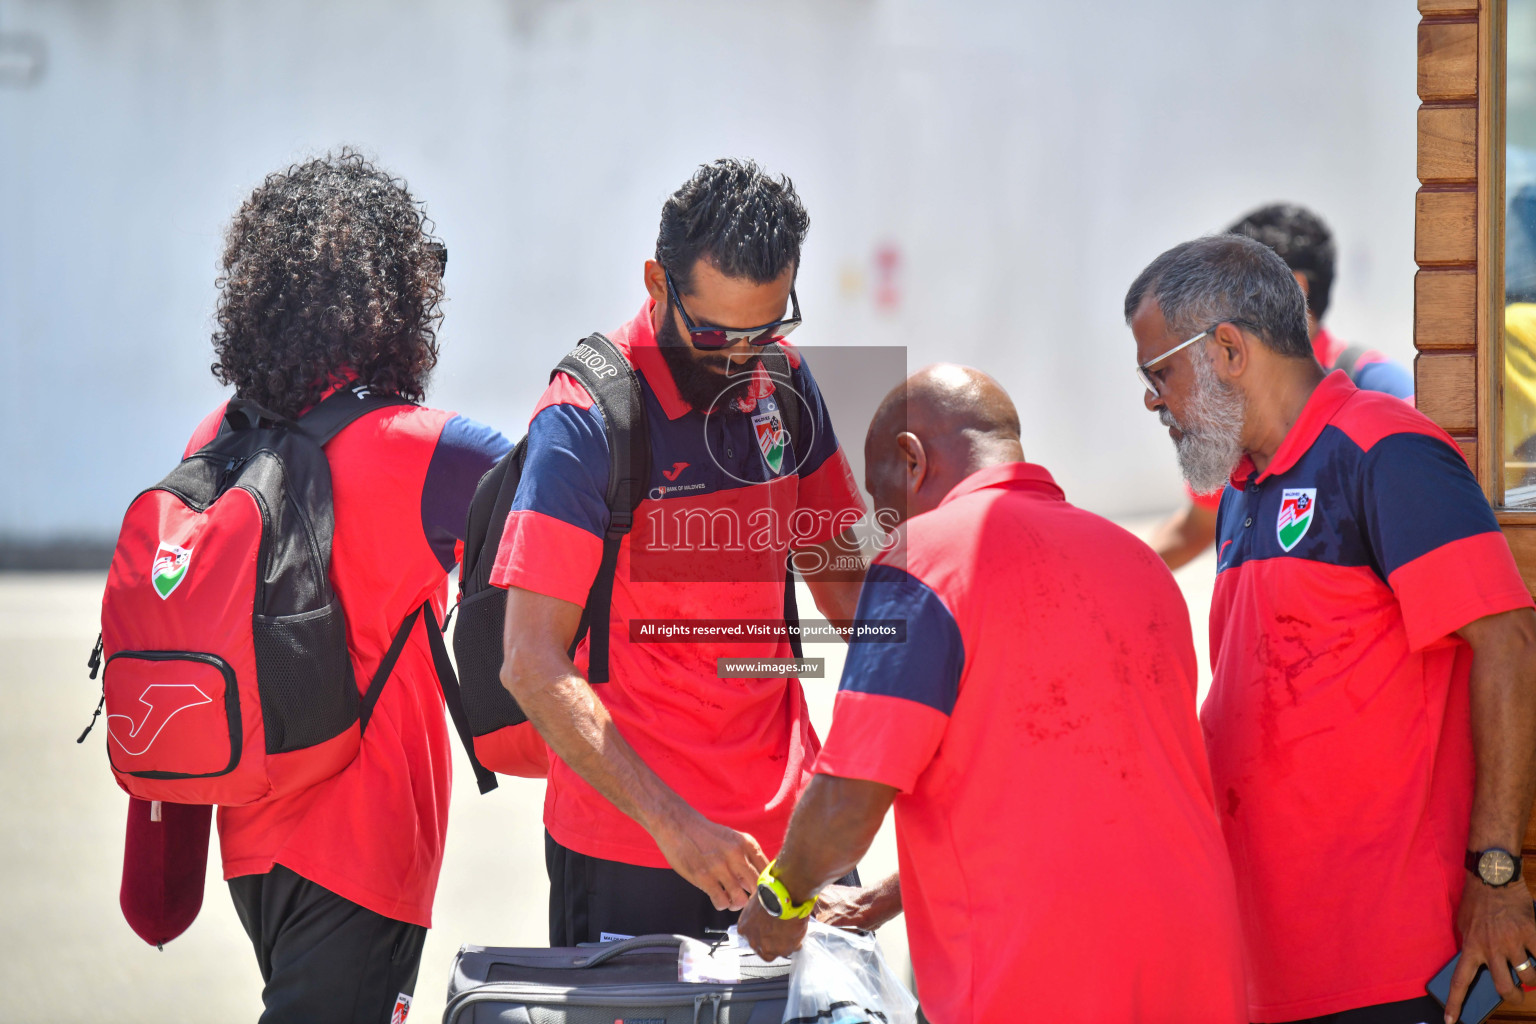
[752,399,788,475]
[151,542,193,599]
[1276,488,1317,552]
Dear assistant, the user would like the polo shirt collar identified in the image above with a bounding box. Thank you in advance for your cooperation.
[619,299,692,421]
[1231,369,1357,489]
[940,461,1065,507]
[618,298,780,422]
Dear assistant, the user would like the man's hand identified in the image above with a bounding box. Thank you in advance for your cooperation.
[738,889,809,961]
[503,587,765,910]
[814,874,903,932]
[652,811,767,911]
[1446,877,1536,1023]
[1449,608,1536,1023]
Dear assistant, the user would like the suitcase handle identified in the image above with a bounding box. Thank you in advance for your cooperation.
[573,933,690,968]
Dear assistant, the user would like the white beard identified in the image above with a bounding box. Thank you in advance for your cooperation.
[1160,351,1246,494]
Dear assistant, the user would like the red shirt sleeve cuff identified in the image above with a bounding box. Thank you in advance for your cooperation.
[1388,531,1535,650]
[489,509,603,607]
[813,691,947,794]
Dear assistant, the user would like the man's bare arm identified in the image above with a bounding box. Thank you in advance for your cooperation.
[1445,606,1536,1022]
[1149,499,1217,570]
[500,585,767,910]
[796,528,867,630]
[738,774,897,960]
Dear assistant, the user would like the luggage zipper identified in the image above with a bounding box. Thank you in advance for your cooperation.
[76,634,105,742]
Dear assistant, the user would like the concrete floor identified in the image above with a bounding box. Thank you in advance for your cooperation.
[0,523,1215,1024]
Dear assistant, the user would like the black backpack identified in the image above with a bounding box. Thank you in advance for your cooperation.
[453,333,803,771]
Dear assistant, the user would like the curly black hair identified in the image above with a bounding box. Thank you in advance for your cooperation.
[1226,203,1336,321]
[210,150,444,418]
[655,158,809,294]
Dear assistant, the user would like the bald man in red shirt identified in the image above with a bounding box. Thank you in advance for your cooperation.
[740,365,1246,1024]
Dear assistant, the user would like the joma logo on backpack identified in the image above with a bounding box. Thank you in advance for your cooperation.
[107,683,213,756]
[571,344,620,379]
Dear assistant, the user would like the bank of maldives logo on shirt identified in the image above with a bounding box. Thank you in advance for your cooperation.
[752,398,788,475]
[151,542,192,599]
[1277,488,1317,552]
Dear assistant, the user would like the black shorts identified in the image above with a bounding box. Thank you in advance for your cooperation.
[1271,995,1446,1024]
[546,831,859,946]
[228,864,426,1024]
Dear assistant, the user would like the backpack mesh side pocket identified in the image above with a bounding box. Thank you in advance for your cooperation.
[253,600,357,753]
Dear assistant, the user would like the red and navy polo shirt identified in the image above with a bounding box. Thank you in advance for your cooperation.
[815,462,1246,1024]
[183,399,514,927]
[491,299,865,868]
[1202,371,1533,1020]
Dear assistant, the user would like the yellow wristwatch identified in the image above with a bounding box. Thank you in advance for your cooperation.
[755,861,817,920]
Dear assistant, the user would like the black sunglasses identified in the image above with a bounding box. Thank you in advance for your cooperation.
[664,268,801,351]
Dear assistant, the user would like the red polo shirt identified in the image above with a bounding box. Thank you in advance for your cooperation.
[491,300,865,867]
[1204,372,1533,1019]
[816,462,1246,1024]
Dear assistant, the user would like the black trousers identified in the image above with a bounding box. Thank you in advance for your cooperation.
[546,831,859,945]
[1271,995,1446,1024]
[229,864,427,1024]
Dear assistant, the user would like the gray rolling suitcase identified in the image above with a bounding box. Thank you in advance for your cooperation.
[443,934,792,1024]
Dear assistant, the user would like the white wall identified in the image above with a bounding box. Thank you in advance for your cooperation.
[0,0,1420,542]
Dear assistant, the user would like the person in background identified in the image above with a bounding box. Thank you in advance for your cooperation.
[739,365,1247,1024]
[495,159,868,944]
[1152,203,1413,569]
[177,151,527,1023]
[1127,233,1536,1024]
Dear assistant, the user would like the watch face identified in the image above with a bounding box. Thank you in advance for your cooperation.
[756,884,784,917]
[1480,849,1518,887]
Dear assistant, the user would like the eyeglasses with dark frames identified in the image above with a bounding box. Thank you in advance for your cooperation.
[664,268,801,351]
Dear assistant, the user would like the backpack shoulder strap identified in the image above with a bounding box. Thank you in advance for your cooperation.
[757,345,803,456]
[359,601,498,795]
[549,334,651,683]
[1332,344,1372,382]
[296,382,415,446]
[756,345,806,657]
[552,334,650,521]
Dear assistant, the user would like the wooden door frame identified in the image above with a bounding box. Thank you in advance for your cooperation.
[1418,9,1536,1021]
[1416,0,1536,588]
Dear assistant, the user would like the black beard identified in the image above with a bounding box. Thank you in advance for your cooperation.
[655,302,762,417]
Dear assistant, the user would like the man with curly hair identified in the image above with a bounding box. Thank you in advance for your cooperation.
[152,151,529,1023]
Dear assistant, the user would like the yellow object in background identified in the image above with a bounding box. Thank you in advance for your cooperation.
[1504,303,1536,498]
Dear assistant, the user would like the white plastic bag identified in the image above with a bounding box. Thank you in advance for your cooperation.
[784,921,919,1024]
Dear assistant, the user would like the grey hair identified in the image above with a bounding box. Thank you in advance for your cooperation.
[1123,234,1312,358]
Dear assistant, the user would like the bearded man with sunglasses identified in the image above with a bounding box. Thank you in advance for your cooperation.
[492,159,868,943]
[1127,234,1536,1024]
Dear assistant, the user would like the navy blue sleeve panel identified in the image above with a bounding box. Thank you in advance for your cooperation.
[1360,431,1501,578]
[511,401,611,540]
[788,355,846,480]
[838,562,964,715]
[1353,360,1415,400]
[421,415,515,570]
